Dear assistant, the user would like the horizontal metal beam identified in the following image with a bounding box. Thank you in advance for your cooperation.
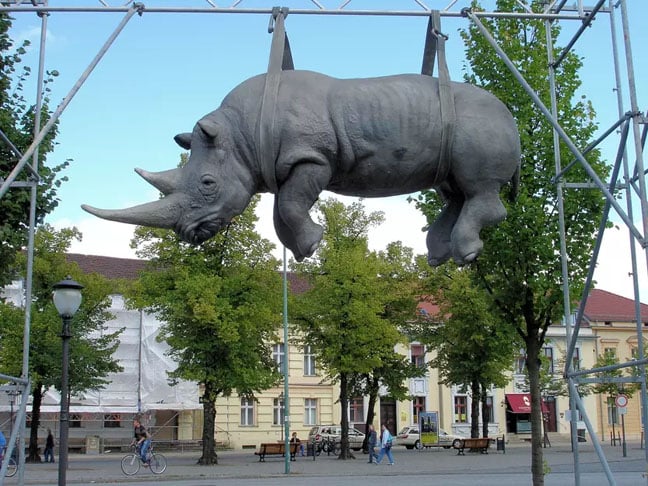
[574,376,644,384]
[0,5,605,20]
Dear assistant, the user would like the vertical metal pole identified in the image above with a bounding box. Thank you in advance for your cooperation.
[617,0,648,465]
[282,246,290,474]
[545,17,581,485]
[610,0,648,466]
[58,316,71,486]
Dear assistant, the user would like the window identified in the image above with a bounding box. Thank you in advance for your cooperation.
[412,397,425,424]
[515,353,526,374]
[543,346,554,374]
[572,348,581,372]
[411,344,426,368]
[349,398,364,424]
[272,343,285,373]
[304,345,316,376]
[607,396,619,425]
[603,347,617,358]
[304,398,317,425]
[631,348,639,360]
[454,396,468,423]
[604,321,612,326]
[240,398,255,426]
[103,414,121,428]
[70,414,82,428]
[485,396,495,423]
[273,397,285,426]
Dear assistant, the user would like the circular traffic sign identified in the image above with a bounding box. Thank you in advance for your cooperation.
[615,394,628,408]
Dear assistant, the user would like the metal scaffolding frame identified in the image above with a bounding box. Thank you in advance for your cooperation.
[0,1,645,485]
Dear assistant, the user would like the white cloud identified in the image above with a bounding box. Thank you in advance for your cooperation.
[53,195,647,303]
[593,224,647,301]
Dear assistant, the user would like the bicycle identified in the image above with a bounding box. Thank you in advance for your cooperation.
[121,443,167,475]
[319,436,341,456]
[1,448,17,478]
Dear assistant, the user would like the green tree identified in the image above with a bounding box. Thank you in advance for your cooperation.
[412,264,516,439]
[293,199,419,459]
[0,224,122,462]
[0,14,68,286]
[355,242,426,451]
[127,195,283,465]
[415,1,608,482]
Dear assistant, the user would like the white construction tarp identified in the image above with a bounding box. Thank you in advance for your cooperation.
[0,286,201,414]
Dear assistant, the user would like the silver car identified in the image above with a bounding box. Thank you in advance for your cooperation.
[395,425,465,449]
[307,425,366,451]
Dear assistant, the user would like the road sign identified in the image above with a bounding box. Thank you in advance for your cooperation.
[615,394,628,408]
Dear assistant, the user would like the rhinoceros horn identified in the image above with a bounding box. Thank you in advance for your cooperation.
[135,167,180,196]
[81,191,185,229]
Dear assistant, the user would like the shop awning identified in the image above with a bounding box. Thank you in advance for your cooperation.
[505,394,549,414]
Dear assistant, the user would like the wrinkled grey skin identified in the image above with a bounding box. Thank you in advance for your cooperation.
[82,70,520,266]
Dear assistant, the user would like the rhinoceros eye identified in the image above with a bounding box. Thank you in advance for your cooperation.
[200,175,219,196]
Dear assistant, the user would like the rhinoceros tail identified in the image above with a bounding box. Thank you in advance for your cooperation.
[508,160,520,202]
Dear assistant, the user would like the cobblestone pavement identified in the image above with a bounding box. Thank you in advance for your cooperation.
[7,437,648,486]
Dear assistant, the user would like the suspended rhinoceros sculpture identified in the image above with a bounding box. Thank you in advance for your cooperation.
[82,70,520,266]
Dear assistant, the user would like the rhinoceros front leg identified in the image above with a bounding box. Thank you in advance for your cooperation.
[451,184,507,265]
[426,196,463,267]
[273,162,331,261]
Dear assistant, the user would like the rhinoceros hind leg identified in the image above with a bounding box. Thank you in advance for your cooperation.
[426,196,463,267]
[274,161,331,261]
[451,185,506,265]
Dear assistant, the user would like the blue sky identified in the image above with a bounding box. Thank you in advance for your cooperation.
[6,0,648,300]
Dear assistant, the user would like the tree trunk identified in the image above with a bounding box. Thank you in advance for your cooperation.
[481,384,490,439]
[197,383,218,465]
[470,379,480,438]
[27,383,43,463]
[362,382,378,452]
[526,332,544,486]
[338,372,353,459]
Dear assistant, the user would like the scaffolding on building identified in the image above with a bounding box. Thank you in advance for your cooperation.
[0,1,645,485]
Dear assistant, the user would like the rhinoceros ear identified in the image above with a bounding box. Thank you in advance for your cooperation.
[197,119,221,140]
[174,133,192,150]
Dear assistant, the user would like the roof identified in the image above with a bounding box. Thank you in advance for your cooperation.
[67,253,147,280]
[65,255,646,319]
[66,253,310,294]
[583,288,648,323]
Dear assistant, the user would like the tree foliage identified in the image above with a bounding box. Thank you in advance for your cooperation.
[292,199,423,459]
[414,1,608,482]
[411,263,517,438]
[0,14,69,286]
[0,224,122,461]
[127,195,283,465]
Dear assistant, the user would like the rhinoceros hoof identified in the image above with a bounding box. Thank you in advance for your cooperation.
[427,254,451,267]
[454,251,479,266]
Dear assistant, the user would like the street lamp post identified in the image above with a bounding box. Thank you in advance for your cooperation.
[52,276,83,486]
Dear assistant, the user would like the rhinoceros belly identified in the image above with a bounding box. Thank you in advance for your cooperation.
[326,75,444,197]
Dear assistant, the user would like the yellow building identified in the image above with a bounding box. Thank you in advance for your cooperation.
[4,255,644,451]
[584,289,648,442]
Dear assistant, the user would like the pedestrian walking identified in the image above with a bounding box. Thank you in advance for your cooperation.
[44,428,55,463]
[374,424,394,465]
[367,424,378,463]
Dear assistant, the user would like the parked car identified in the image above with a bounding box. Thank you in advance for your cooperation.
[307,425,366,451]
[395,425,465,449]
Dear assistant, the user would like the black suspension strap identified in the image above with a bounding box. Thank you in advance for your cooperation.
[422,10,455,185]
[257,6,294,194]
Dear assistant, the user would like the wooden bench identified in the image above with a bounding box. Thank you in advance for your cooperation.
[452,437,491,455]
[254,442,299,462]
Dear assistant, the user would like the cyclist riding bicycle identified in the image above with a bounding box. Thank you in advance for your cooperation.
[131,418,151,465]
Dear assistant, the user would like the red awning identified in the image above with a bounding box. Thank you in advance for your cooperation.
[505,394,549,414]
